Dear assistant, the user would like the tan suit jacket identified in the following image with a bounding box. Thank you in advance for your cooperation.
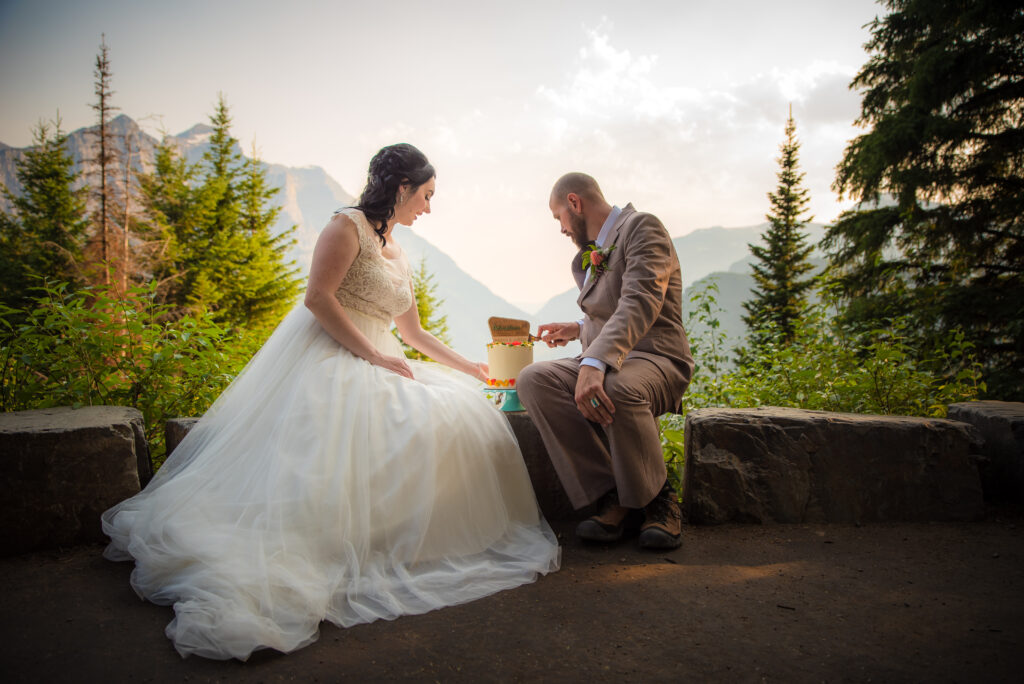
[518,203,694,508]
[577,204,694,390]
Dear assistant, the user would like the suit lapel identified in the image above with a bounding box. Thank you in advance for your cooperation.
[576,204,634,306]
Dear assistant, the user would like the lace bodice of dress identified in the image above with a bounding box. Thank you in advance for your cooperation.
[332,208,414,322]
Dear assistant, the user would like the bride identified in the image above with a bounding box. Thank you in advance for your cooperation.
[102,143,560,661]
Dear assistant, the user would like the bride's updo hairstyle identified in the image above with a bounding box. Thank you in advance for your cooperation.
[356,143,435,246]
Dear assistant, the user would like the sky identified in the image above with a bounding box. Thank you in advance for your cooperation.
[0,0,883,311]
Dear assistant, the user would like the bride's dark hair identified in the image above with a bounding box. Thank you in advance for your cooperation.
[356,143,435,246]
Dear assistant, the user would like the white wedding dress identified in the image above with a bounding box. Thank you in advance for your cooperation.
[102,208,560,660]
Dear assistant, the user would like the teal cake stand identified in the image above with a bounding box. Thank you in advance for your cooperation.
[482,387,524,412]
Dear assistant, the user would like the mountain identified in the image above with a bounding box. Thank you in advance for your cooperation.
[530,223,830,361]
[0,115,527,358]
[2,114,832,361]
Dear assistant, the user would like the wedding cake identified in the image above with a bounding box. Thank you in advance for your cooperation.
[486,341,533,388]
[484,317,534,410]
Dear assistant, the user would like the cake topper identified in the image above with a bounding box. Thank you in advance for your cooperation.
[488,316,540,344]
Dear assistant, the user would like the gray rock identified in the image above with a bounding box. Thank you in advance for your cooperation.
[682,407,985,524]
[165,417,200,457]
[504,411,579,521]
[0,406,149,554]
[947,401,1024,503]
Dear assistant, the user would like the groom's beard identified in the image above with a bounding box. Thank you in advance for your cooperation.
[569,213,588,249]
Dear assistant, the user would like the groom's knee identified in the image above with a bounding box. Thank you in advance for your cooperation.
[517,361,564,405]
[516,363,543,403]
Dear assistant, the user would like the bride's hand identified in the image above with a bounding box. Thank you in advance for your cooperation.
[373,354,415,379]
[470,362,489,382]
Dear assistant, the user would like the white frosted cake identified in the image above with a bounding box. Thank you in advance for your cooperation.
[485,341,534,388]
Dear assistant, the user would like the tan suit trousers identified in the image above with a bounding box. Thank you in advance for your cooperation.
[517,356,681,510]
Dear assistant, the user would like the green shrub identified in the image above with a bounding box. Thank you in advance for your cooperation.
[660,279,985,491]
[0,281,274,466]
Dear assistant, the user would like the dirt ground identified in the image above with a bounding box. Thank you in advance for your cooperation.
[1,512,1022,683]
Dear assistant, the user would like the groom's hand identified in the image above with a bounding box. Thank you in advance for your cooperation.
[537,321,580,348]
[575,364,614,426]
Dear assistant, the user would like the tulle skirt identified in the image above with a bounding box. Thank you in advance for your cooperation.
[102,304,560,660]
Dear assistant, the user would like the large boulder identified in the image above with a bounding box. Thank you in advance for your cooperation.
[504,411,579,521]
[682,407,984,524]
[0,406,149,555]
[947,401,1024,503]
[164,412,582,521]
[164,417,200,457]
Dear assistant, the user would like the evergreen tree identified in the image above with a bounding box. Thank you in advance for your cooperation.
[137,138,201,304]
[142,95,301,328]
[0,118,88,309]
[396,258,451,361]
[742,106,815,348]
[88,35,120,284]
[186,93,244,316]
[230,144,301,327]
[824,0,1024,399]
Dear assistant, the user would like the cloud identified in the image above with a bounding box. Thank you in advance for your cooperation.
[527,23,862,228]
[364,22,866,309]
[536,21,701,127]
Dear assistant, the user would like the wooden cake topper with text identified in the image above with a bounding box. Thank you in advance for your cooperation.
[488,316,532,344]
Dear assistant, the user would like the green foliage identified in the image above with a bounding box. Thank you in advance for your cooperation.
[683,279,733,407]
[0,118,89,310]
[659,280,985,485]
[725,303,984,418]
[659,413,686,496]
[138,138,200,293]
[687,280,982,416]
[826,0,1024,399]
[658,278,735,492]
[395,258,451,361]
[141,95,302,328]
[0,281,270,466]
[742,108,816,351]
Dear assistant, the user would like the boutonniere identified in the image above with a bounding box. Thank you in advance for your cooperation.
[582,244,616,279]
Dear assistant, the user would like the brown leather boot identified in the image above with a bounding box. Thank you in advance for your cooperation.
[638,483,682,550]
[575,489,642,542]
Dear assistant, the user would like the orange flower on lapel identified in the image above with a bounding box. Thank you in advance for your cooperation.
[581,244,615,280]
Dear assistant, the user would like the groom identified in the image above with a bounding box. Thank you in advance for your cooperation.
[517,173,694,550]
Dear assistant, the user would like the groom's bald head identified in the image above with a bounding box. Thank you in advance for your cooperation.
[549,172,613,247]
[550,173,605,208]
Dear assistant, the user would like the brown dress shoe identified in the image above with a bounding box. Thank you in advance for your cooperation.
[576,489,642,542]
[638,484,682,550]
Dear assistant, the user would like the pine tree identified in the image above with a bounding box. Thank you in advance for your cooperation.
[0,118,89,309]
[186,93,244,316]
[396,258,451,361]
[230,144,301,328]
[825,0,1024,399]
[142,95,301,328]
[137,138,201,304]
[742,106,815,349]
[87,34,120,285]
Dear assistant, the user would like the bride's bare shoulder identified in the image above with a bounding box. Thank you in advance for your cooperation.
[316,211,361,252]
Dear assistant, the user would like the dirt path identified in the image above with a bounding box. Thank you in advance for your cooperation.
[2,515,1022,683]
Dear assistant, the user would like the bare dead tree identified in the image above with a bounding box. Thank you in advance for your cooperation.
[90,34,119,285]
[122,131,134,291]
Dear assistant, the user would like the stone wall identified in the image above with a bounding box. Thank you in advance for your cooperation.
[2,402,1007,556]
[0,406,149,555]
[682,407,985,524]
[947,401,1024,503]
